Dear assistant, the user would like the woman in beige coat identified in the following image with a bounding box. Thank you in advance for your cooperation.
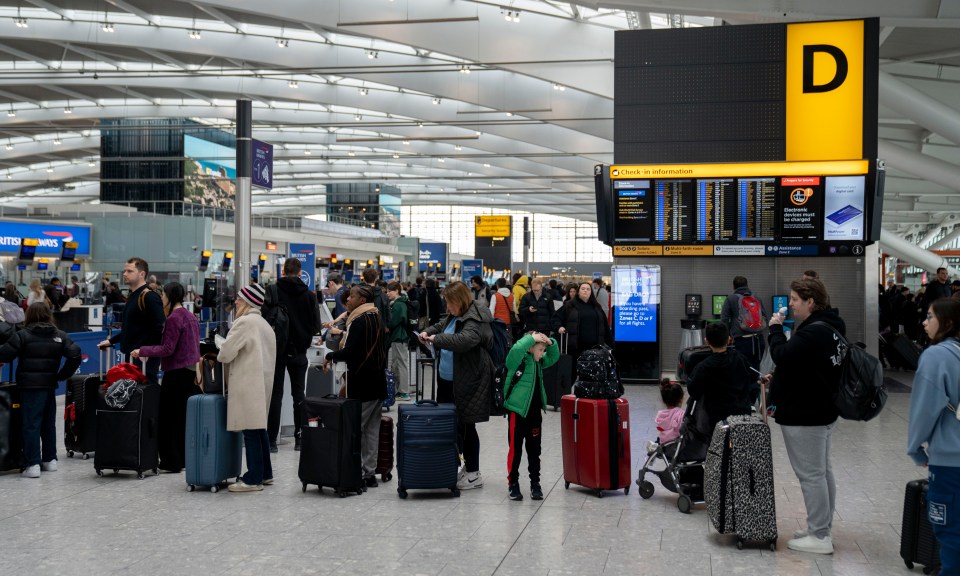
[217,283,276,492]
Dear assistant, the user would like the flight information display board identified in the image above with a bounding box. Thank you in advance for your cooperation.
[607,160,878,255]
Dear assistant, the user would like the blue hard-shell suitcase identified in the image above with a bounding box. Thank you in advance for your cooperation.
[396,400,459,498]
[185,394,241,492]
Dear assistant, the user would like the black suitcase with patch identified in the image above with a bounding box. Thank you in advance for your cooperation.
[900,479,941,574]
[298,396,364,497]
[94,382,160,478]
[0,382,22,472]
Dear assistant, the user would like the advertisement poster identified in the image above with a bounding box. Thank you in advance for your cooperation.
[822,176,865,241]
[289,243,316,290]
[252,139,273,189]
[462,259,483,282]
[419,242,447,272]
[612,265,660,343]
[778,176,823,241]
[0,220,92,255]
[184,134,236,209]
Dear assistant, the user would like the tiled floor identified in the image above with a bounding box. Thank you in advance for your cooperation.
[0,371,924,576]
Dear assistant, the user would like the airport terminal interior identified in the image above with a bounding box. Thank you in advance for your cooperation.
[1,0,960,575]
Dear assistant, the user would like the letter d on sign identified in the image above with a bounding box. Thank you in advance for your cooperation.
[802,45,848,93]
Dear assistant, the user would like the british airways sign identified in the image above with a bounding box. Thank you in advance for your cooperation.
[0,220,92,255]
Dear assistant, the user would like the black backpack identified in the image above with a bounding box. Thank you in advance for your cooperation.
[262,284,290,354]
[404,298,420,327]
[487,317,512,415]
[812,322,887,421]
[574,345,623,399]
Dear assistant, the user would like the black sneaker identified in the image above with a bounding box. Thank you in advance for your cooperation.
[294,437,302,451]
[364,476,378,488]
[508,483,523,501]
[269,442,279,454]
[530,483,544,500]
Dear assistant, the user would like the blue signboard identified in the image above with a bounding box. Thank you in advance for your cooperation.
[612,265,660,343]
[419,242,448,272]
[289,243,316,290]
[252,139,273,189]
[462,259,483,282]
[0,220,92,256]
[765,244,818,256]
[382,269,396,282]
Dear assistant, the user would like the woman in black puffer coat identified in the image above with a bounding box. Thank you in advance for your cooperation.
[0,303,81,478]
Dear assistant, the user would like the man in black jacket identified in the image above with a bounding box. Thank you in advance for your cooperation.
[519,277,558,334]
[98,257,165,384]
[265,257,321,452]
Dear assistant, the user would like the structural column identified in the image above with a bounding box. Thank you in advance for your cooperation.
[235,99,252,291]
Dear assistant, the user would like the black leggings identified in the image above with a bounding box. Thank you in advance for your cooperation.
[158,367,199,472]
[437,376,480,473]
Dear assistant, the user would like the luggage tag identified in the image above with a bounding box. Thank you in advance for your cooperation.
[307,417,321,428]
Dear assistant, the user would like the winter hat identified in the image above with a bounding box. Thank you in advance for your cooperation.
[238,283,266,309]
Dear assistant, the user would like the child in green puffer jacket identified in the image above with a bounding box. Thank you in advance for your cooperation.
[503,331,559,501]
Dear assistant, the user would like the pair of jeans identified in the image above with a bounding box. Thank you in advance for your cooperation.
[437,376,480,473]
[506,410,542,485]
[780,423,837,538]
[928,465,960,575]
[240,429,273,485]
[20,388,57,467]
[267,352,308,444]
[158,367,199,472]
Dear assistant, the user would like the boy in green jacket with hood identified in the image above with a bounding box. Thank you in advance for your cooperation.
[504,331,559,501]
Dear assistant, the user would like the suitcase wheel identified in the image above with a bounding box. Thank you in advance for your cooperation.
[736,538,744,550]
[356,488,364,496]
[451,488,460,497]
[768,540,776,552]
[564,481,570,490]
[596,490,603,498]
[398,488,408,499]
[137,472,145,480]
[210,485,219,494]
[152,468,158,475]
[624,485,630,496]
[83,453,90,460]
[95,468,103,477]
[904,561,914,570]
[187,485,195,492]
[114,469,119,475]
[338,491,347,498]
[301,483,307,493]
[67,450,74,458]
[381,472,392,482]
[638,480,655,499]
[677,495,692,514]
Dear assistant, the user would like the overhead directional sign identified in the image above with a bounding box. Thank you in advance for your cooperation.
[475,215,511,237]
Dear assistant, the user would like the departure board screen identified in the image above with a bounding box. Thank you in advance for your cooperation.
[779,177,823,241]
[738,178,777,240]
[696,179,736,241]
[655,180,695,241]
[613,180,653,241]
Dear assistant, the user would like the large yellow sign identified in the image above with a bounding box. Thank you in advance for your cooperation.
[613,245,663,256]
[610,160,867,179]
[475,215,511,237]
[786,20,864,161]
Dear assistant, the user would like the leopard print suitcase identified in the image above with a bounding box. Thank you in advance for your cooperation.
[704,415,778,550]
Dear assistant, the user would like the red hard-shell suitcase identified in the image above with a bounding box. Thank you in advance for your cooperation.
[561,395,631,497]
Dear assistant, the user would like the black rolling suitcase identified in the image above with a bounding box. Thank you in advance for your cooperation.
[0,381,23,472]
[298,396,364,497]
[900,479,941,574]
[64,373,100,459]
[677,345,713,383]
[889,333,922,371]
[704,415,778,550]
[545,333,573,411]
[94,382,160,478]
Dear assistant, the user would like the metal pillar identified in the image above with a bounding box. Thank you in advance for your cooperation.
[880,71,960,146]
[879,228,960,276]
[235,100,252,292]
[522,216,530,276]
[877,140,960,192]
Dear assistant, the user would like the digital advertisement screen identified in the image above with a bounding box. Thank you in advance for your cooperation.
[184,134,236,209]
[823,176,865,241]
[612,265,660,343]
[778,177,823,241]
[613,180,653,241]
[712,295,726,317]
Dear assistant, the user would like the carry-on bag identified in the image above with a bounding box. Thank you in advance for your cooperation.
[64,348,111,459]
[544,333,573,411]
[376,415,394,482]
[306,364,337,398]
[890,333,921,371]
[383,369,397,411]
[677,345,713,383]
[0,380,22,472]
[298,395,364,497]
[900,479,941,574]
[704,415,778,550]
[396,399,459,498]
[560,395,632,497]
[94,381,160,478]
[185,393,241,492]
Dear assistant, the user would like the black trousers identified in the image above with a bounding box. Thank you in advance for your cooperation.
[267,352,308,444]
[506,409,542,485]
[437,376,480,473]
[158,367,199,472]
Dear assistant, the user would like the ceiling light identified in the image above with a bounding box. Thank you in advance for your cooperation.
[459,65,471,74]
[101,22,114,32]
[455,145,462,151]
[505,112,513,117]
[88,161,96,166]
[417,121,424,127]
[367,50,378,59]
[552,83,566,91]
[347,151,355,156]
[46,167,54,173]
[304,149,311,155]
[276,38,288,48]
[53,138,62,145]
[5,174,11,179]
[354,114,362,121]
[15,17,28,28]
[6,110,14,117]
[375,186,380,192]
[438,157,445,163]
[483,163,491,167]
[359,88,368,96]
[511,10,521,22]
[188,28,201,39]
[4,144,12,151]
[288,80,299,88]
[402,140,410,145]
[64,107,73,114]
[432,97,441,105]
[392,153,399,159]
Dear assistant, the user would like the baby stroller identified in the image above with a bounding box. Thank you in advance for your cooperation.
[637,397,712,513]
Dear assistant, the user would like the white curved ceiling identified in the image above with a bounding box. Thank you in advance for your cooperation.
[0,0,957,240]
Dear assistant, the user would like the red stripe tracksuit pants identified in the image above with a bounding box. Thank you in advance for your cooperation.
[506,409,542,485]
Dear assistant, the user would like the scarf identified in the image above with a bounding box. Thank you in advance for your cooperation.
[341,303,379,350]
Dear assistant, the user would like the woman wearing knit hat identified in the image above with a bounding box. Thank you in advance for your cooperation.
[217,282,277,492]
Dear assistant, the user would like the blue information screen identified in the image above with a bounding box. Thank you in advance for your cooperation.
[612,265,660,343]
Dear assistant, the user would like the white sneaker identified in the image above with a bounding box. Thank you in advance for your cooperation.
[787,534,833,554]
[41,460,58,472]
[793,529,808,539]
[457,471,484,490]
[21,465,40,478]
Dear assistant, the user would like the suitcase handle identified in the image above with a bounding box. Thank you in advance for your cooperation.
[415,399,439,407]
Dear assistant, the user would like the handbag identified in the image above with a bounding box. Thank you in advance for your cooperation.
[194,353,224,394]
